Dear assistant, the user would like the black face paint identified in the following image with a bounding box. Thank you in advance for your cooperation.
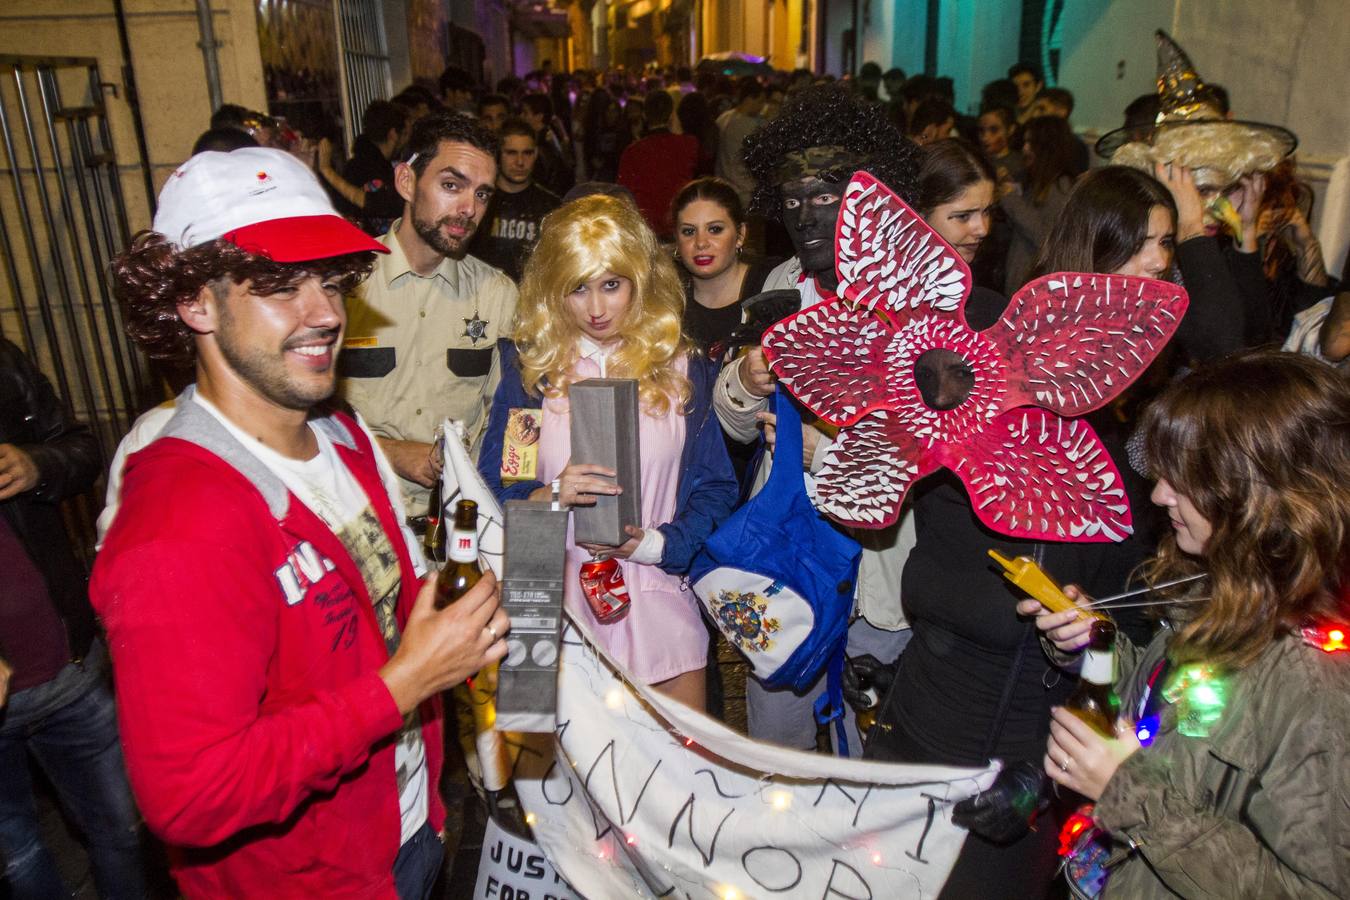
[780,176,844,281]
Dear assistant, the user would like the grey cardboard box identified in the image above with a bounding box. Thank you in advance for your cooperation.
[568,378,642,546]
[495,501,568,733]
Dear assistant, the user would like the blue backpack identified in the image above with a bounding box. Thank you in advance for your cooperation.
[689,389,861,743]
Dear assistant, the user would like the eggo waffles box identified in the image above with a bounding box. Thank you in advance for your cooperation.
[501,408,542,483]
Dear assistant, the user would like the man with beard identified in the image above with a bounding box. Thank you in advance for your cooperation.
[341,113,517,513]
[97,146,509,897]
[712,84,924,752]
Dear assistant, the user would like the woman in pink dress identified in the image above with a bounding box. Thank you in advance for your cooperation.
[479,194,737,710]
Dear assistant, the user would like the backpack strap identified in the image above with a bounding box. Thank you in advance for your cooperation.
[813,648,850,758]
[763,387,806,493]
[738,387,807,507]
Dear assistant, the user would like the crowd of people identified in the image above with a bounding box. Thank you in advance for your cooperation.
[2,27,1347,900]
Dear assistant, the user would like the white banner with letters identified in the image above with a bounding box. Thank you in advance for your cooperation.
[508,618,998,899]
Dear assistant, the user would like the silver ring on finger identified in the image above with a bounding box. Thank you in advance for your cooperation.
[1059,756,1070,773]
[486,623,498,641]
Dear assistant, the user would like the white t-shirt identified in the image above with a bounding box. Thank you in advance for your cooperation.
[1283,294,1346,369]
[194,394,430,845]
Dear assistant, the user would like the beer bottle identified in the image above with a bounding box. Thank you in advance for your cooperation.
[1065,619,1121,737]
[422,478,444,565]
[852,672,880,740]
[435,499,483,609]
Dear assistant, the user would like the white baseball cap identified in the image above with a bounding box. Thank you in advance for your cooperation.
[152,147,388,262]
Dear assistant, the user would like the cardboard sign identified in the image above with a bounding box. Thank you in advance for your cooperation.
[473,816,579,900]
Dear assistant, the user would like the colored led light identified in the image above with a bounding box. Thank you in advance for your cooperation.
[1058,807,1097,856]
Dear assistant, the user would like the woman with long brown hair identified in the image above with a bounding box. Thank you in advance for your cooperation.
[1023,350,1350,897]
[670,177,780,354]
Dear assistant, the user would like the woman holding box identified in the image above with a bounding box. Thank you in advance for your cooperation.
[1023,350,1350,898]
[479,194,737,710]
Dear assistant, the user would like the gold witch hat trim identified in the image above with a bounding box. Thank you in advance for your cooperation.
[1096,29,1296,165]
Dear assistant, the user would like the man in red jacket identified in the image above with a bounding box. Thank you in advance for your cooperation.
[617,90,699,240]
[96,146,509,898]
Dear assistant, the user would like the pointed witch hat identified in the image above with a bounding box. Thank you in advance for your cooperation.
[1096,30,1296,180]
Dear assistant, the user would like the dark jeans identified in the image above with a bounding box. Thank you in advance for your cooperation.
[393,822,444,900]
[0,642,148,899]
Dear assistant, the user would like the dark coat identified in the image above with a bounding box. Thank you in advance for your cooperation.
[1092,630,1350,897]
[0,337,102,660]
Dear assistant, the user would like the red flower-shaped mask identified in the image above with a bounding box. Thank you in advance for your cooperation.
[762,172,1189,542]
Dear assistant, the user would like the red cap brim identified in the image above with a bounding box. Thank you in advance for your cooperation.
[222,214,389,262]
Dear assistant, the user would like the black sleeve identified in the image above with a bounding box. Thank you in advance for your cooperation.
[1172,236,1249,361]
[363,181,405,221]
[340,150,403,220]
[1288,275,1336,318]
[965,286,1010,331]
[3,339,101,503]
[1224,244,1277,346]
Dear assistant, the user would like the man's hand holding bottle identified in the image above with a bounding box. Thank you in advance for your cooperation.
[379,572,509,717]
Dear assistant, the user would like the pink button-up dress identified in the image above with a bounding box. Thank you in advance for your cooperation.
[536,353,708,684]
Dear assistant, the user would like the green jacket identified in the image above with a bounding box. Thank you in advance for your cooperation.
[1089,628,1350,897]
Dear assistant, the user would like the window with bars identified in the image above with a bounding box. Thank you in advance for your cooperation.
[334,0,393,148]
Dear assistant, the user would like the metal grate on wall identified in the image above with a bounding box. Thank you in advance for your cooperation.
[0,55,155,558]
[0,56,151,461]
[334,0,393,150]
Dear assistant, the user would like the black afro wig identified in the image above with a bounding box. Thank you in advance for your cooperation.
[742,83,923,221]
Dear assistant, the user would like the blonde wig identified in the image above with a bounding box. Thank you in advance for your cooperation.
[514,194,692,415]
[1113,123,1291,191]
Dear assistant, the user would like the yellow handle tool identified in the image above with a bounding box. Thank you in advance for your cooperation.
[988,550,1110,620]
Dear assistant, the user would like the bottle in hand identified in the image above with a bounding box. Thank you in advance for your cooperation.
[433,500,518,832]
[423,478,445,564]
[1065,619,1121,737]
[435,499,483,609]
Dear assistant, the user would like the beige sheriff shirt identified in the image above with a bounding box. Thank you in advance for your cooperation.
[340,222,517,511]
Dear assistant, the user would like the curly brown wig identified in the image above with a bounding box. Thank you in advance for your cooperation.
[741,83,923,220]
[110,232,376,369]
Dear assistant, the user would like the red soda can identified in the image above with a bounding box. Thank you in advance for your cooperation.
[578,557,630,623]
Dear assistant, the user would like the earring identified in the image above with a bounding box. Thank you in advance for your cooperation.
[736,244,743,256]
